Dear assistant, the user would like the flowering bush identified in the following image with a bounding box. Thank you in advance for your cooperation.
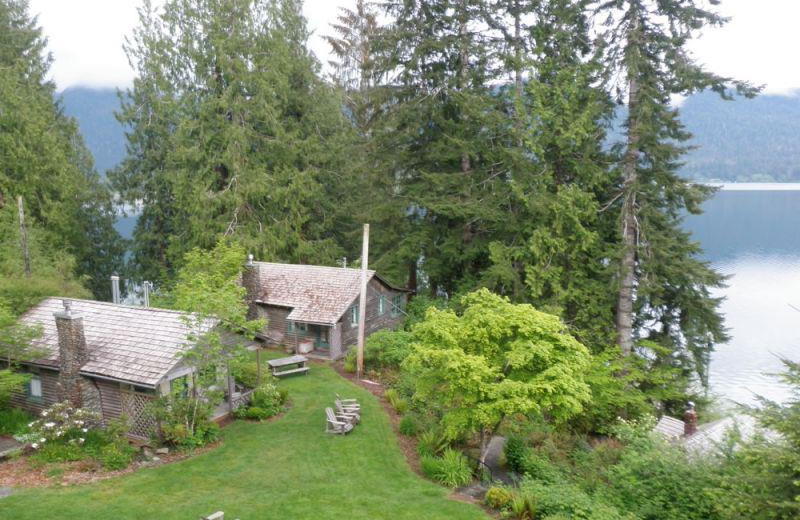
[25,401,101,450]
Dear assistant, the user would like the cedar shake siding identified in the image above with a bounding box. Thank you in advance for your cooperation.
[340,278,405,351]
[244,261,408,359]
[8,366,60,415]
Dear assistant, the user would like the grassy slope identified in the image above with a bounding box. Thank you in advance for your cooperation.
[0,363,486,520]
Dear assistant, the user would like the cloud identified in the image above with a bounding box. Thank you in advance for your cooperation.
[28,0,800,95]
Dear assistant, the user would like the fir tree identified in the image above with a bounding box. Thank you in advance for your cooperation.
[114,0,356,282]
[0,0,124,300]
[596,0,758,372]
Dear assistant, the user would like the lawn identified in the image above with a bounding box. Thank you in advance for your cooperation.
[0,362,487,520]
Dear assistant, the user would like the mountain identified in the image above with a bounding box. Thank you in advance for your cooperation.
[58,87,126,176]
[58,87,800,183]
[679,91,800,182]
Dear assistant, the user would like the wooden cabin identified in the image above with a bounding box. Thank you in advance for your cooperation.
[242,260,408,359]
[8,298,241,439]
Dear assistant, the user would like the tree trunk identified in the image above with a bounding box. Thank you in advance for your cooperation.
[17,195,31,278]
[407,259,418,295]
[616,14,642,356]
[458,0,471,173]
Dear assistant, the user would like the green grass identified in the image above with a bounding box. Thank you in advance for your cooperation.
[0,363,487,520]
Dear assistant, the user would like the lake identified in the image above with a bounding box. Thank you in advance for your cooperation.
[685,184,800,405]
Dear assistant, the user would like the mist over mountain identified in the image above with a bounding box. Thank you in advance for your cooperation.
[59,87,127,176]
[59,87,800,182]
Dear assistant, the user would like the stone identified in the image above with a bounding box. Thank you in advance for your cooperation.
[151,456,160,462]
[155,447,169,455]
[0,487,13,499]
[142,447,154,459]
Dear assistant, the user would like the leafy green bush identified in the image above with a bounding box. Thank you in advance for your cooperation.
[398,415,418,436]
[152,394,218,449]
[0,370,30,408]
[230,358,271,389]
[485,485,514,510]
[504,435,529,473]
[603,438,719,520]
[0,407,32,435]
[31,442,86,463]
[343,330,414,373]
[417,429,449,457]
[384,388,408,414]
[235,381,285,421]
[98,442,136,470]
[420,448,473,488]
[26,401,102,449]
[520,450,563,484]
[509,491,538,520]
[520,479,629,520]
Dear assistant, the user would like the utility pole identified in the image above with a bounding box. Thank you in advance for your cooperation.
[356,224,369,379]
[17,196,31,278]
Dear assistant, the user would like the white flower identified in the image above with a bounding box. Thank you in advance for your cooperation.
[41,410,48,417]
[44,422,55,428]
[81,428,88,433]
[39,438,46,443]
[75,420,84,426]
[31,443,38,449]
[27,422,34,428]
[78,438,85,444]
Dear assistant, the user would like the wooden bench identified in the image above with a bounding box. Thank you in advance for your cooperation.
[268,355,310,377]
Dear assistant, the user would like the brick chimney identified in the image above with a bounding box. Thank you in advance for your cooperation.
[54,300,89,407]
[242,254,261,321]
[683,401,698,437]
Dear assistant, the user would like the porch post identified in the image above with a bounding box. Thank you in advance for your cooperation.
[226,360,235,413]
[256,348,262,387]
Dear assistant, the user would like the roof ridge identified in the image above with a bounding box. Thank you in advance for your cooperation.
[252,261,375,273]
[39,296,198,317]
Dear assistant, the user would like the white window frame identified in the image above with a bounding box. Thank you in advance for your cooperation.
[28,374,43,401]
[378,295,386,315]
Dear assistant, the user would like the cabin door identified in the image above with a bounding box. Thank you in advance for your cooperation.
[312,325,330,351]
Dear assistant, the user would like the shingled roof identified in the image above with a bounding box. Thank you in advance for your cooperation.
[250,262,396,325]
[19,298,218,388]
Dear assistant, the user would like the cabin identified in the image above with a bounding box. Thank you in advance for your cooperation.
[241,259,408,359]
[8,298,247,439]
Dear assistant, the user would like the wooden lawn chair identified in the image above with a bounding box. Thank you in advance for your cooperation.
[325,407,354,435]
[335,401,360,424]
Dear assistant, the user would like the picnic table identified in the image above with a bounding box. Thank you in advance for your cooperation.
[268,355,310,377]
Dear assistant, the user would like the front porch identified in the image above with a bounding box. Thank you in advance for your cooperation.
[285,321,343,359]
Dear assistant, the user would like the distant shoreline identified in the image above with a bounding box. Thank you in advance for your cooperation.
[700,182,800,191]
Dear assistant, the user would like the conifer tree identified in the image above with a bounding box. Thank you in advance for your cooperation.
[0,0,124,300]
[596,0,757,371]
[114,0,356,281]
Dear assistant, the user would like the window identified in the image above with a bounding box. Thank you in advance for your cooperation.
[288,321,306,334]
[27,375,43,403]
[378,295,386,316]
[350,304,359,325]
[391,295,404,317]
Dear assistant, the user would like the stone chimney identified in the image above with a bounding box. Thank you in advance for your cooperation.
[54,300,89,407]
[683,402,698,437]
[242,254,260,321]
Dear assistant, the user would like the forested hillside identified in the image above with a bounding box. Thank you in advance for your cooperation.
[59,87,126,176]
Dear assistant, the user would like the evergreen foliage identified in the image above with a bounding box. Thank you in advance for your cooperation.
[112,0,357,282]
[0,0,124,301]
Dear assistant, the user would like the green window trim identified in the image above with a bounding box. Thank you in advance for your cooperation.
[391,295,404,317]
[287,321,307,335]
[378,295,386,316]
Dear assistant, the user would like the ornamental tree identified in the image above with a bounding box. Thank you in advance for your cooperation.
[402,288,591,463]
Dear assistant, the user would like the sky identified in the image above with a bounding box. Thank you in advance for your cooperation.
[27,0,800,95]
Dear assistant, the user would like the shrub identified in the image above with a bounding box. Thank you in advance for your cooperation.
[0,407,33,436]
[235,381,285,421]
[417,429,449,457]
[420,448,472,488]
[31,442,85,463]
[520,479,629,520]
[151,394,217,449]
[505,435,529,473]
[398,415,418,436]
[520,450,563,484]
[27,401,101,450]
[384,388,408,414]
[98,442,136,470]
[343,330,414,373]
[509,491,538,520]
[485,485,514,510]
[0,370,30,408]
[230,358,272,389]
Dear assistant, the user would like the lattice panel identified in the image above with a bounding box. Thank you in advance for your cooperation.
[121,389,156,439]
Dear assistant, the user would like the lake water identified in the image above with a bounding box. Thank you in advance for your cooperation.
[685,184,800,405]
